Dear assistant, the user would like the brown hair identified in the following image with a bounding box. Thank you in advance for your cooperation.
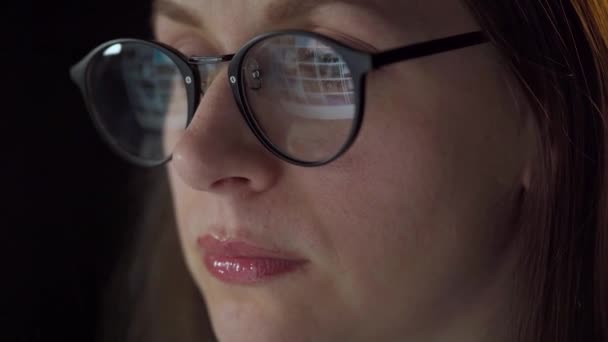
[97,169,216,342]
[465,0,608,341]
[99,1,608,341]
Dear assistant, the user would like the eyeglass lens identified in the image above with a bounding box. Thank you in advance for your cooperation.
[88,42,189,163]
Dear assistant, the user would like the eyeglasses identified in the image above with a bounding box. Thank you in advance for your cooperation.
[70,30,488,167]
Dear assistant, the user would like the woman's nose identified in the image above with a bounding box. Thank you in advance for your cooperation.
[170,71,282,197]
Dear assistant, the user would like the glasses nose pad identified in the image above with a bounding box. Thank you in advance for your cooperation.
[245,58,262,91]
[249,69,262,90]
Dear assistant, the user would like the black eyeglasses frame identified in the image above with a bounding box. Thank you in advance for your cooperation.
[70,30,488,167]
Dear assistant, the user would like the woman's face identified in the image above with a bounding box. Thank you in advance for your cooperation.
[155,0,536,341]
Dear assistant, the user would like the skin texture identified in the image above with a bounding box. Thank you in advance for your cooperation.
[153,1,538,341]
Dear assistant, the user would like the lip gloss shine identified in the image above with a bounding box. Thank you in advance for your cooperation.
[198,236,306,284]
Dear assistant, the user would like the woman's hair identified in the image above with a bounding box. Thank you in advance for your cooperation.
[464,1,608,341]
[97,169,216,342]
[97,1,608,341]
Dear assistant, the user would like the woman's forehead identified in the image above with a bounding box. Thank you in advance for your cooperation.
[152,0,372,24]
[152,0,476,34]
[151,0,403,50]
[152,0,479,54]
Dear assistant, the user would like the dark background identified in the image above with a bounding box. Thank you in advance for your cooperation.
[8,1,154,341]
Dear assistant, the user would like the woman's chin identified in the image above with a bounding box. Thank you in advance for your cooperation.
[207,300,314,342]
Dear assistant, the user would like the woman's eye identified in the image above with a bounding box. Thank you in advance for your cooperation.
[319,53,340,63]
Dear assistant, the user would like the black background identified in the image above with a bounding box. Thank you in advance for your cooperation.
[8,1,154,341]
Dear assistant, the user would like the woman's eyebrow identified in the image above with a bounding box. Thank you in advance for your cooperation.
[153,0,363,28]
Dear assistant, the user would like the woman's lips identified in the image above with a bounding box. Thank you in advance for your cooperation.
[197,235,306,284]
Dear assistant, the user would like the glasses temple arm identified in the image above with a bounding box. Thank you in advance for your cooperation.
[371,31,489,69]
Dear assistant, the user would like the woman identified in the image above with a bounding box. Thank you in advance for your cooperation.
[72,0,607,341]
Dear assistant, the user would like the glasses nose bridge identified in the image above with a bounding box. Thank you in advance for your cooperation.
[188,54,235,95]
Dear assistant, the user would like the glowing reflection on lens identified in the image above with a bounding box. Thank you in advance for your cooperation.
[103,43,122,56]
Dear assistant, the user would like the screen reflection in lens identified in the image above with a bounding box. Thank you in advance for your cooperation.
[242,35,356,163]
